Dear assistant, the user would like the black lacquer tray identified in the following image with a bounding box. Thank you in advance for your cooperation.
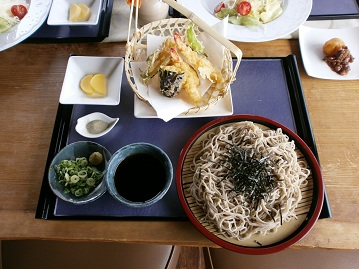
[308,0,359,20]
[35,55,332,220]
[25,0,114,43]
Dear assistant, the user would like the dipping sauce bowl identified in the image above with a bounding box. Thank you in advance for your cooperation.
[105,143,173,208]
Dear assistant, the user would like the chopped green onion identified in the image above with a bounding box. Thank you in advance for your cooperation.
[53,153,104,198]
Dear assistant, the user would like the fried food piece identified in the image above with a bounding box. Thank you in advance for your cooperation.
[159,65,185,97]
[173,32,224,84]
[185,22,206,56]
[323,38,345,56]
[141,38,176,84]
[169,48,202,104]
[139,27,224,104]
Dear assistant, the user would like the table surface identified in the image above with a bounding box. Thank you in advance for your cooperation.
[0,39,358,250]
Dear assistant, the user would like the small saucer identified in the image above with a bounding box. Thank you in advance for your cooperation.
[75,112,119,138]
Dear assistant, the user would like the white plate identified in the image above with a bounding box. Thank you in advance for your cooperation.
[47,0,102,26]
[60,56,124,105]
[134,88,233,118]
[299,25,359,80]
[176,0,312,42]
[0,0,52,52]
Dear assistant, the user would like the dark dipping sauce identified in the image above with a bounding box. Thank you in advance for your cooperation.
[114,153,167,202]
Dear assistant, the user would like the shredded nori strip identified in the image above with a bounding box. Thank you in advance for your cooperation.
[215,141,278,210]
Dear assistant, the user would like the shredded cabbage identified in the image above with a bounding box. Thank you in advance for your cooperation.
[215,0,283,27]
[0,17,14,33]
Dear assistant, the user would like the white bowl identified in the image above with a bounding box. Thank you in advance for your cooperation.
[75,112,119,138]
[59,56,124,105]
[47,0,103,26]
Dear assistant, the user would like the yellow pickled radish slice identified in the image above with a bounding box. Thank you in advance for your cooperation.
[90,74,107,96]
[77,4,91,21]
[69,4,82,22]
[80,74,94,95]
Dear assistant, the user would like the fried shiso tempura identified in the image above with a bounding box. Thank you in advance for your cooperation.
[140,24,223,105]
[158,66,185,98]
[168,48,201,103]
[173,32,223,84]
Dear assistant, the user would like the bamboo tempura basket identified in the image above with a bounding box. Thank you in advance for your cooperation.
[124,0,242,114]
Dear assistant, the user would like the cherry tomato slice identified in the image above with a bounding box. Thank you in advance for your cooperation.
[11,5,28,20]
[237,1,252,16]
[214,2,225,13]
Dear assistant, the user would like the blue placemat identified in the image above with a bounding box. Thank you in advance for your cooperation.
[54,57,300,218]
[309,0,359,19]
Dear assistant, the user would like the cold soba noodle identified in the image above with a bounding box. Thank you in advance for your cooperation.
[190,121,310,241]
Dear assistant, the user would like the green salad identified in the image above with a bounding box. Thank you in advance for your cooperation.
[214,0,283,27]
[0,2,28,34]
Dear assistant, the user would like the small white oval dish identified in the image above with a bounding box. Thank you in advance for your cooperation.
[75,112,119,138]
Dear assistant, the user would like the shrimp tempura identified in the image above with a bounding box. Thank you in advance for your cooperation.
[174,32,223,84]
[169,48,202,104]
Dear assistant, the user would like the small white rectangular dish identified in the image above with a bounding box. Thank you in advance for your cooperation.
[134,89,234,118]
[299,25,359,80]
[60,56,124,105]
[47,0,102,26]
